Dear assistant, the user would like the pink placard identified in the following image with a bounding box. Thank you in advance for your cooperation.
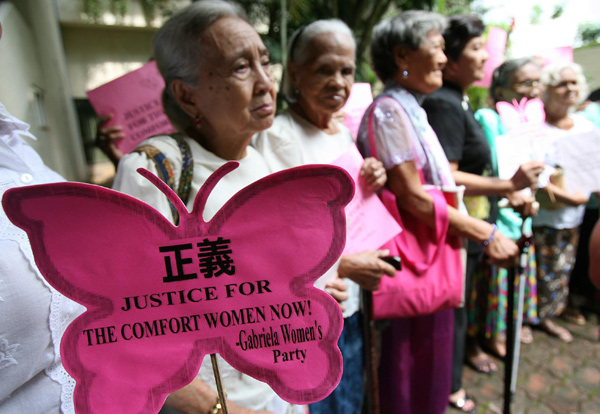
[473,27,508,88]
[86,61,176,154]
[535,46,574,67]
[341,83,373,139]
[2,163,351,413]
[330,145,402,254]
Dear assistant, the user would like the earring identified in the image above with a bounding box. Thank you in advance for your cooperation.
[294,89,300,96]
[195,115,202,128]
[402,70,408,79]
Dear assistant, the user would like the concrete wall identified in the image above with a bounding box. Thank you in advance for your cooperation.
[574,45,600,95]
[61,24,156,98]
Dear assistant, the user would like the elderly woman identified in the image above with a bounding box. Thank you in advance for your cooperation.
[112,2,307,413]
[421,17,544,411]
[253,19,396,414]
[356,11,520,414]
[531,62,594,343]
[474,57,545,349]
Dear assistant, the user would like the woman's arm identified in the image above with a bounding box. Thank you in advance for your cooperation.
[539,182,589,206]
[450,160,544,197]
[388,161,519,267]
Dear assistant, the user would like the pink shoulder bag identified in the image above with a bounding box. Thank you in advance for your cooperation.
[367,102,463,319]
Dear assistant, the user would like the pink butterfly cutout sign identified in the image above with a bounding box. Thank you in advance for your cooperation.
[2,162,352,413]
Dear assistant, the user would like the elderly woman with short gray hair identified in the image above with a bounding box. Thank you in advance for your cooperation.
[253,18,396,414]
[356,10,519,414]
[531,61,594,343]
[113,1,305,413]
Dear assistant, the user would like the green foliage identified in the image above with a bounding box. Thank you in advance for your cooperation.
[577,22,600,46]
[551,3,565,19]
[530,4,543,24]
[467,85,491,112]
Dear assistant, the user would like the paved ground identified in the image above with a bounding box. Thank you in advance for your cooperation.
[447,312,600,414]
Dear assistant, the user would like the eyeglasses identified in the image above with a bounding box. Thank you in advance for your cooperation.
[513,80,541,89]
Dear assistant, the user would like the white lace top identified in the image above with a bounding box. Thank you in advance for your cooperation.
[0,103,85,413]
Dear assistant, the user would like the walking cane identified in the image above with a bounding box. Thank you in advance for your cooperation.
[362,288,380,414]
[362,255,401,414]
[503,222,533,414]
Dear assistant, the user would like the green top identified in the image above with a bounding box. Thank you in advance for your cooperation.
[474,108,532,239]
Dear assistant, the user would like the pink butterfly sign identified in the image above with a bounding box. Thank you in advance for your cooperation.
[2,162,352,414]
[496,97,545,130]
[494,98,549,180]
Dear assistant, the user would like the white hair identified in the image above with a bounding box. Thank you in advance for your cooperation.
[281,19,356,103]
[153,0,247,132]
[541,61,588,105]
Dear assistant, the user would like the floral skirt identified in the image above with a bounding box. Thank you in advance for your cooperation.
[467,244,538,339]
[533,226,580,320]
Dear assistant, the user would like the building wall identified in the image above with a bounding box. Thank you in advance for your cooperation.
[0,1,88,181]
[61,24,156,98]
[574,45,600,95]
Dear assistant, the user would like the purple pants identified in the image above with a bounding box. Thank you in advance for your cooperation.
[379,309,454,414]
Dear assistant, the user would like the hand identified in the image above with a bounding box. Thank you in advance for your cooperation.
[227,400,276,414]
[505,191,537,217]
[510,160,545,191]
[325,276,349,312]
[96,113,125,166]
[337,250,397,291]
[360,157,387,191]
[484,230,519,268]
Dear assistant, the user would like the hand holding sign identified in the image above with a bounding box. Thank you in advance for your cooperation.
[2,163,352,414]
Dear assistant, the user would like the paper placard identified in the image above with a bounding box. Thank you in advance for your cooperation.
[494,98,549,180]
[330,146,402,255]
[87,61,176,154]
[341,83,373,139]
[555,128,600,193]
[2,163,351,413]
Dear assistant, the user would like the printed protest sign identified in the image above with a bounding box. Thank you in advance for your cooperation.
[330,145,401,255]
[494,98,549,180]
[555,128,600,193]
[341,83,373,139]
[2,163,351,413]
[87,61,176,154]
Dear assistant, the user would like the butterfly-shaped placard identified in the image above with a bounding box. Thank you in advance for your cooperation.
[496,97,545,130]
[2,162,353,413]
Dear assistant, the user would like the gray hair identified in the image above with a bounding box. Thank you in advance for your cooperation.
[282,19,356,103]
[370,10,447,83]
[541,61,588,105]
[153,0,247,132]
[490,57,539,103]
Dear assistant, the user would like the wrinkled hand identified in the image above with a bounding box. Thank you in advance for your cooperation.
[325,276,349,312]
[337,250,397,291]
[227,400,276,414]
[505,191,537,217]
[510,160,545,191]
[360,157,387,191]
[484,230,519,268]
[96,114,125,166]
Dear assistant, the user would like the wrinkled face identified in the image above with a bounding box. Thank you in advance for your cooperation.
[455,35,488,83]
[545,67,580,107]
[499,62,542,103]
[190,17,276,139]
[396,30,447,94]
[290,32,356,117]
